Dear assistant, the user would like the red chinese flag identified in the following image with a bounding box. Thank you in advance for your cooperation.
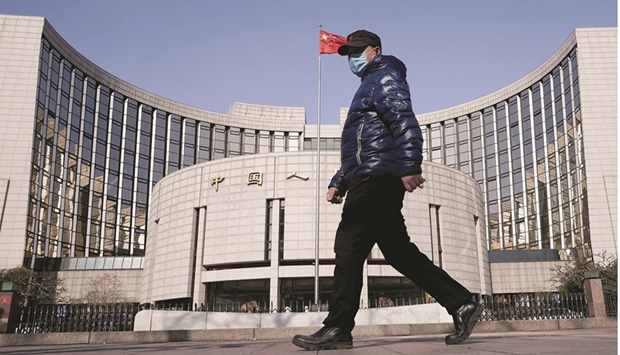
[319,29,346,54]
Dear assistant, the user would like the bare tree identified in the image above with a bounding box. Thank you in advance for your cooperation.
[0,267,71,306]
[82,273,127,304]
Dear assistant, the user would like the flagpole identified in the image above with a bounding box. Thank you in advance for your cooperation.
[314,24,322,307]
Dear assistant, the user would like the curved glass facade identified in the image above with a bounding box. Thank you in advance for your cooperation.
[20,26,605,267]
[26,37,301,262]
[420,48,589,254]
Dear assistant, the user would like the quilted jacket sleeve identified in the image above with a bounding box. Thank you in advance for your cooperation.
[328,167,348,195]
[373,72,424,176]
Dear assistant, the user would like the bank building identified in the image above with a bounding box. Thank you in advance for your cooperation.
[0,15,616,313]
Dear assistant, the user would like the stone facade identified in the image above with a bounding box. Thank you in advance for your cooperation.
[141,153,490,305]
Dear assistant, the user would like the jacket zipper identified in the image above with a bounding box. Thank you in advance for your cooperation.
[356,122,364,165]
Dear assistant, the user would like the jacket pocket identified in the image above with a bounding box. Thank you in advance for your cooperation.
[356,122,364,165]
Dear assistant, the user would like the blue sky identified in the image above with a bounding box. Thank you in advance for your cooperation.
[1,0,616,124]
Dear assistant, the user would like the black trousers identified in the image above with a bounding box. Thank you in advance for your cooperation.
[322,175,473,331]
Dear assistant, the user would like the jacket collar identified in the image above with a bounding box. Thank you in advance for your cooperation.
[360,54,384,79]
[361,54,407,81]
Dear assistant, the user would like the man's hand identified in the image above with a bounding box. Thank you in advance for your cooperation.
[326,187,343,204]
[401,174,425,192]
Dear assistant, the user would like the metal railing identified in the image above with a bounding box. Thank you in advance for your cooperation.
[149,300,324,313]
[149,297,430,313]
[150,293,589,321]
[14,303,140,334]
[602,280,617,317]
[10,292,593,333]
[479,293,588,321]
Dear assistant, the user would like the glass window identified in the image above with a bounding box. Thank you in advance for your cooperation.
[258,131,270,154]
[122,150,135,176]
[121,174,133,202]
[104,205,117,256]
[420,126,428,161]
[125,98,138,131]
[208,279,270,312]
[49,50,60,87]
[265,199,273,261]
[278,199,285,261]
[483,107,495,138]
[168,115,181,173]
[198,122,211,163]
[484,108,496,180]
[96,87,110,136]
[304,138,316,151]
[562,58,574,127]
[457,116,469,142]
[153,111,167,180]
[75,258,87,269]
[39,40,50,81]
[430,123,442,164]
[273,132,285,153]
[213,125,226,160]
[228,127,241,156]
[367,277,423,308]
[132,256,143,269]
[138,106,153,155]
[279,277,331,312]
[81,135,93,162]
[83,80,97,137]
[288,133,300,152]
[444,120,456,168]
[72,69,84,104]
[243,130,256,155]
[183,118,197,166]
[155,110,168,139]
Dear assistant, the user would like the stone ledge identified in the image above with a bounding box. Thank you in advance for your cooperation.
[0,318,615,347]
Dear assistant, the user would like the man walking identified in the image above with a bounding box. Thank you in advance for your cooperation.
[292,30,483,351]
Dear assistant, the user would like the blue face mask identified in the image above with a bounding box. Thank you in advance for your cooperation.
[348,52,368,77]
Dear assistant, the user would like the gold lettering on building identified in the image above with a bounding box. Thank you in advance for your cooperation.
[247,171,263,186]
[286,172,309,181]
[210,175,225,192]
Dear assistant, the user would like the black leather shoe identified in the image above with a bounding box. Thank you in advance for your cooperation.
[292,326,353,350]
[445,300,483,345]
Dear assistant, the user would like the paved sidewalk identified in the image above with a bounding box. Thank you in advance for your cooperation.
[0,328,616,355]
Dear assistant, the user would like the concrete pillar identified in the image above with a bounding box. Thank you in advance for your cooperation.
[192,207,207,310]
[0,291,20,334]
[583,271,607,318]
[269,199,282,312]
[360,260,369,309]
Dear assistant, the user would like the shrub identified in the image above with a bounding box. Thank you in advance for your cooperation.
[550,251,617,293]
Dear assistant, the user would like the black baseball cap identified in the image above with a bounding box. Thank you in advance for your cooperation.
[337,30,382,56]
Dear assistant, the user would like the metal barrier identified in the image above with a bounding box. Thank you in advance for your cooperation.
[479,293,588,321]
[602,281,617,317]
[13,292,592,333]
[149,300,323,313]
[149,297,430,313]
[14,303,140,334]
[149,293,590,320]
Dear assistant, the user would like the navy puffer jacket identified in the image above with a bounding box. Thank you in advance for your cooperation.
[329,54,424,195]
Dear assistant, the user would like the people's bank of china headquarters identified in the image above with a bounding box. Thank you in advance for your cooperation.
[0,15,616,311]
